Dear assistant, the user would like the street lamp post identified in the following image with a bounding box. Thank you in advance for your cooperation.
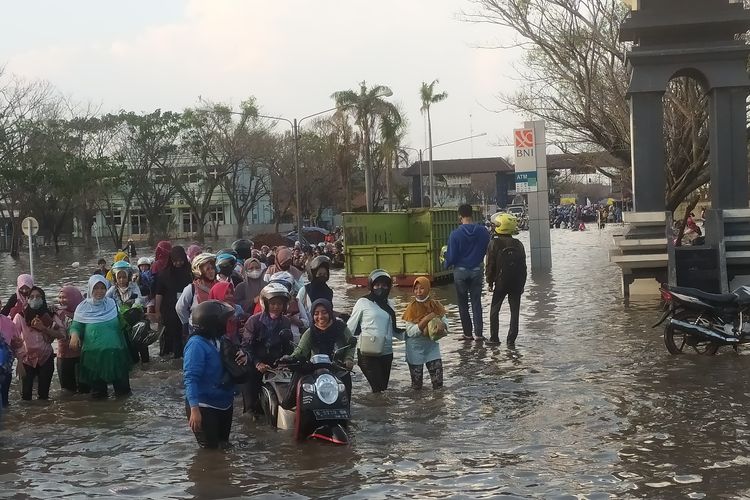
[248,90,393,241]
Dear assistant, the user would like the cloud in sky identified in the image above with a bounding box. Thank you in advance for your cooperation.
[3,0,525,160]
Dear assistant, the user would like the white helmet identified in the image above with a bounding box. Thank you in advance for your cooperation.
[269,271,297,294]
[137,257,152,267]
[259,282,290,312]
[191,252,217,278]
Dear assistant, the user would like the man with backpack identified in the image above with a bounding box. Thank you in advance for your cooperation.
[486,213,527,347]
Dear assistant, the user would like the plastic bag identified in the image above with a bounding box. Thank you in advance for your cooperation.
[427,317,447,342]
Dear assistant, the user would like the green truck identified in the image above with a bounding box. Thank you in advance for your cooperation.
[343,207,483,286]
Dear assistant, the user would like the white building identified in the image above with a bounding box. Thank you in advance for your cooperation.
[85,156,273,241]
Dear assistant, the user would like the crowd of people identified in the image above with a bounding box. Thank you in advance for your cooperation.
[0,208,534,449]
[0,236,451,449]
[549,203,623,231]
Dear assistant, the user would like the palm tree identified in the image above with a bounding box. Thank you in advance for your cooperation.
[420,80,448,207]
[332,82,399,212]
[380,108,407,212]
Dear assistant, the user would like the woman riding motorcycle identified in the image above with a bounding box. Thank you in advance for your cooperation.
[241,283,294,415]
[279,298,355,410]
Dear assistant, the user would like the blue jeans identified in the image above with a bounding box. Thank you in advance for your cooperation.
[453,267,485,338]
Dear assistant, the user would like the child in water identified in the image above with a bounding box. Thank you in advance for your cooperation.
[401,277,447,390]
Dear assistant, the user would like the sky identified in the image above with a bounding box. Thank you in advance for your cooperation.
[1,0,526,163]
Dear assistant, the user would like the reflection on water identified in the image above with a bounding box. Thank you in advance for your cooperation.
[1,229,750,497]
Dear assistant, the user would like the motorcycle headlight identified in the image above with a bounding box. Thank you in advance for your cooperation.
[315,374,339,405]
[302,383,315,393]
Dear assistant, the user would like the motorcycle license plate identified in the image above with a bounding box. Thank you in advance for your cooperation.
[313,408,350,420]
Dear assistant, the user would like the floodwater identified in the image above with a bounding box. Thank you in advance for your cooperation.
[2,229,750,498]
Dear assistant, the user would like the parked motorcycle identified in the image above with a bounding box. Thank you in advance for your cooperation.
[653,283,750,355]
[259,343,354,444]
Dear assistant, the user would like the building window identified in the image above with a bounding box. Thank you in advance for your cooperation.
[105,210,122,226]
[130,209,147,235]
[182,211,198,234]
[183,168,200,184]
[209,206,225,224]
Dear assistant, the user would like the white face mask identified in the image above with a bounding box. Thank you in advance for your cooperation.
[28,298,43,310]
[415,295,430,303]
[248,270,262,279]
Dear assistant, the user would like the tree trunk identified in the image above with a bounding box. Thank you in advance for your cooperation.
[427,109,434,208]
[235,213,246,239]
[363,125,373,212]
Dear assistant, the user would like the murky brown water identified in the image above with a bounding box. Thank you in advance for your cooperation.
[1,229,749,498]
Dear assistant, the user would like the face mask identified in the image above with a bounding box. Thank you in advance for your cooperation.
[415,295,430,303]
[314,275,328,283]
[28,298,43,310]
[248,270,262,279]
[373,288,389,299]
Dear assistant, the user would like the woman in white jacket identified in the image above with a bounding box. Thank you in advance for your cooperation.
[347,269,402,393]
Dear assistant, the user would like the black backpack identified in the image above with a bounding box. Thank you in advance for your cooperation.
[497,239,527,289]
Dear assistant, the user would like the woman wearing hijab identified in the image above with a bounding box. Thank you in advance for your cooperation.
[176,253,218,344]
[235,258,266,314]
[1,274,34,319]
[186,244,202,264]
[346,269,403,393]
[297,255,334,321]
[54,285,85,392]
[280,298,355,409]
[265,246,303,282]
[69,275,132,399]
[13,286,62,400]
[150,240,173,276]
[402,277,446,390]
[155,246,192,358]
[105,252,130,283]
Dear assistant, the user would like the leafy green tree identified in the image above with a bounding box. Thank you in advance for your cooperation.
[120,110,183,244]
[379,107,408,211]
[332,82,400,212]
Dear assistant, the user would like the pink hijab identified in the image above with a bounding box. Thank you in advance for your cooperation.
[15,274,33,307]
[151,240,172,275]
[59,285,84,315]
[187,244,203,263]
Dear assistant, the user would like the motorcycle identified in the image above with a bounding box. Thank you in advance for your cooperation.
[653,283,750,355]
[259,341,355,444]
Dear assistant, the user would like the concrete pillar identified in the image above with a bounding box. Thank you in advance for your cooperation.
[526,121,552,272]
[709,87,750,209]
[629,91,666,212]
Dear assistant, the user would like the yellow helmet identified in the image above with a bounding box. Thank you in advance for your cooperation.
[491,212,518,235]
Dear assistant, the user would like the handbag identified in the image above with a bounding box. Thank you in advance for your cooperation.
[358,332,386,356]
[220,337,253,384]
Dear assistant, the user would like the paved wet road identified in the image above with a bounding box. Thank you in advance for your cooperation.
[1,228,749,498]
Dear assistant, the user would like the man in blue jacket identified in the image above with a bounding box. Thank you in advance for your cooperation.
[444,204,491,341]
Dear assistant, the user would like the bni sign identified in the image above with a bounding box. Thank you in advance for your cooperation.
[514,127,537,192]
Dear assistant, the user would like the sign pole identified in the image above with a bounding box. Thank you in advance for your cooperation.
[21,217,39,279]
[28,230,33,279]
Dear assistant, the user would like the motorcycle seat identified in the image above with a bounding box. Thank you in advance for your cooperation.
[668,285,737,305]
